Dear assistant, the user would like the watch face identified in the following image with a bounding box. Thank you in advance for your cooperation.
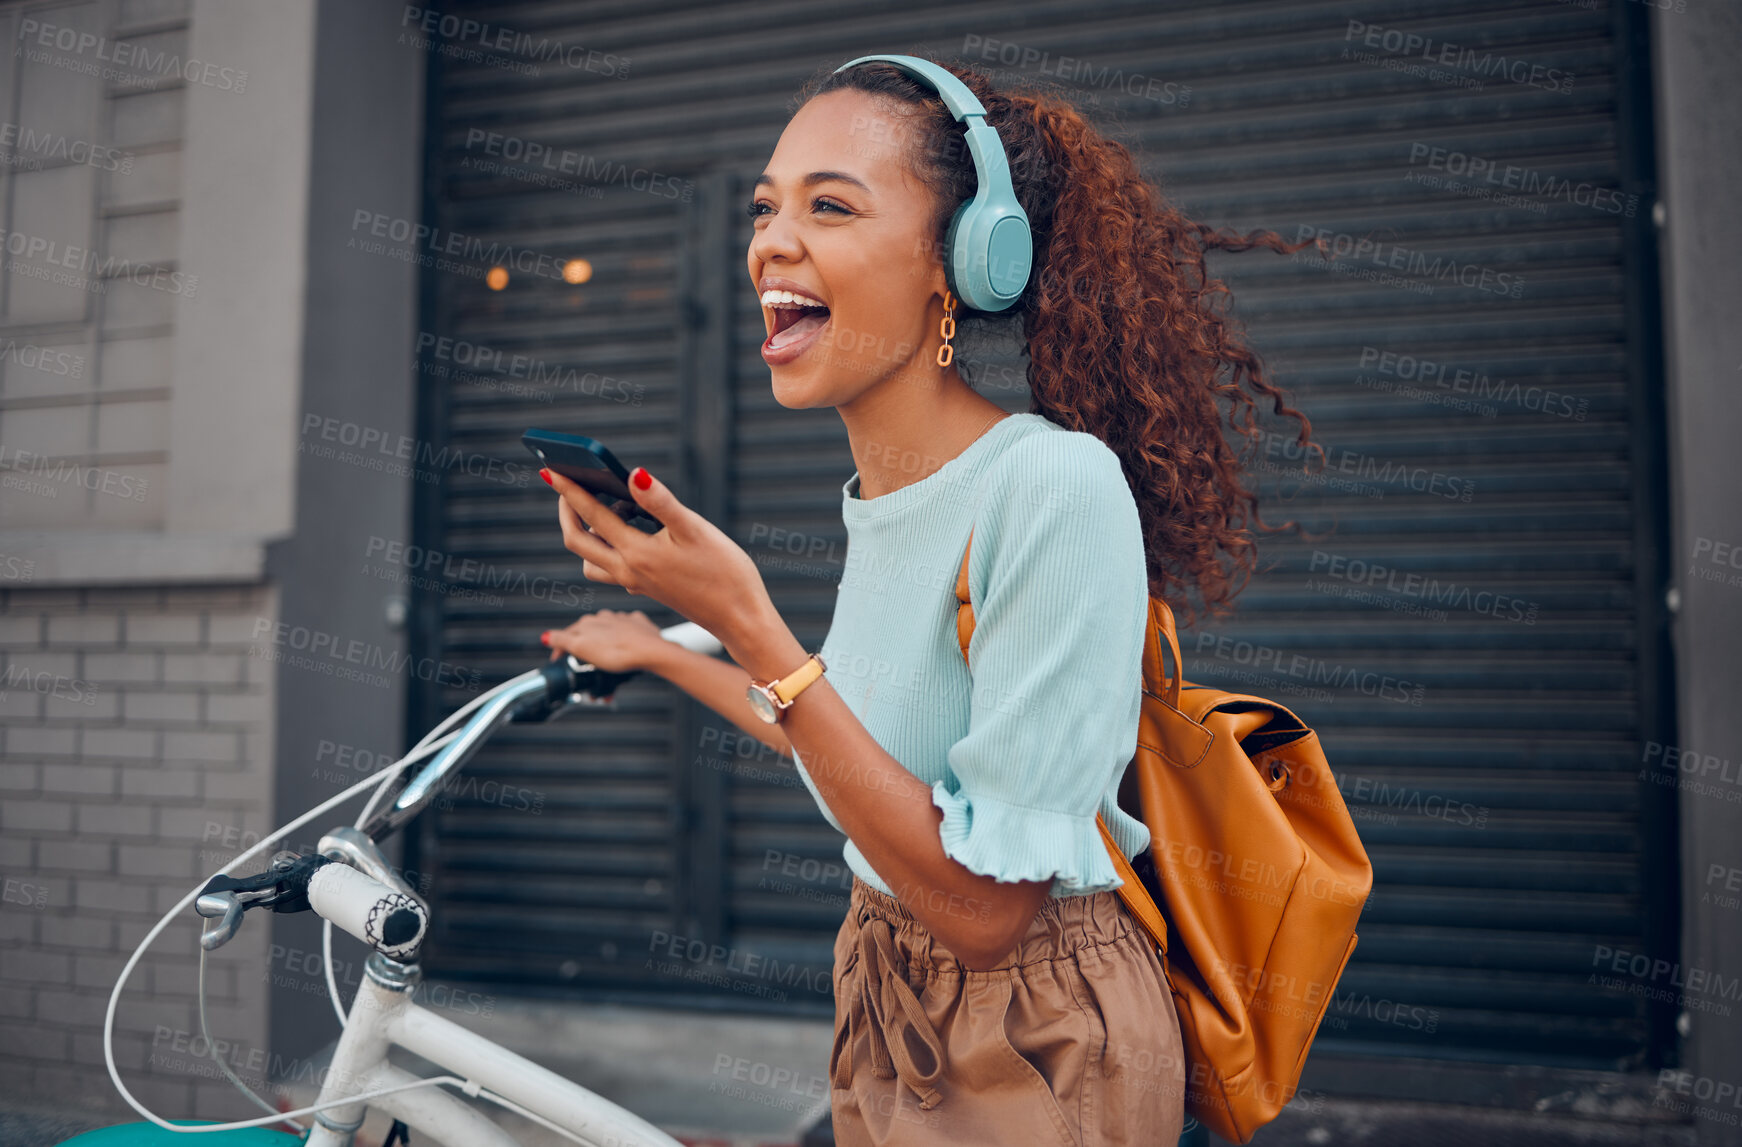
[746,685,780,724]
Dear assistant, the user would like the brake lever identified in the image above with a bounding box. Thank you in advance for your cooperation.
[194,851,332,951]
[195,892,251,951]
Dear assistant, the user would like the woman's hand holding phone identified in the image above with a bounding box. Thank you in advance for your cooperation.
[542,464,783,664]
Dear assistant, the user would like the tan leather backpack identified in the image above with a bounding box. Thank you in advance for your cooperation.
[953,530,1373,1144]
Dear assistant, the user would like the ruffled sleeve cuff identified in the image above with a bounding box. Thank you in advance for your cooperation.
[931,782,1124,896]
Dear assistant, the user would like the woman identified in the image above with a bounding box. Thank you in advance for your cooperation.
[538,54,1314,1147]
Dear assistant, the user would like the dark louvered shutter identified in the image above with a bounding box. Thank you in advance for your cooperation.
[408,0,1673,1075]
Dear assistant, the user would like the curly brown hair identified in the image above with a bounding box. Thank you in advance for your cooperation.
[795,55,1321,623]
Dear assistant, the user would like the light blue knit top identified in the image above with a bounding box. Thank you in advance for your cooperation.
[790,412,1151,898]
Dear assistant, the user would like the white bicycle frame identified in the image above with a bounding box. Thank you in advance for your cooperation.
[303,863,683,1147]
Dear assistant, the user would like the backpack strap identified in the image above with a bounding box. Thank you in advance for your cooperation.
[952,529,1169,956]
[1097,818,1170,957]
[952,528,977,664]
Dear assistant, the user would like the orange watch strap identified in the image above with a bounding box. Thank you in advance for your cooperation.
[770,653,826,705]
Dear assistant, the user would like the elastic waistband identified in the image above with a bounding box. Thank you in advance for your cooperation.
[846,875,1139,973]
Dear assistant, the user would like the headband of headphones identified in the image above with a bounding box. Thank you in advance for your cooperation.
[831,54,1033,312]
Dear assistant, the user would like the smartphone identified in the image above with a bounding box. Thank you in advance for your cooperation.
[522,429,662,529]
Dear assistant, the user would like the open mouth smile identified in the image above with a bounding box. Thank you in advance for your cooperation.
[760,287,831,365]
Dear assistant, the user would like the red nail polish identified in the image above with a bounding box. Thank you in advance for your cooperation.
[632,467,652,491]
[539,468,553,486]
[540,631,550,644]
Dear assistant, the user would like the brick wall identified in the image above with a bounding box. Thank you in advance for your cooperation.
[0,581,277,1121]
[0,0,195,531]
[0,0,297,1122]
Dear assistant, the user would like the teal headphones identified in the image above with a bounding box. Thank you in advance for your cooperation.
[832,54,1033,313]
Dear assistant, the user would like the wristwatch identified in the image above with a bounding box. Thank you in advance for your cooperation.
[746,653,827,724]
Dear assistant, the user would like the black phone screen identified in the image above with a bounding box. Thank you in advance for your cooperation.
[522,429,662,529]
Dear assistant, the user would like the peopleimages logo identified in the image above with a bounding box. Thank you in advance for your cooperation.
[1294,225,1525,299]
[0,122,132,173]
[1356,346,1588,421]
[460,130,691,201]
[1308,551,1540,625]
[1253,428,1476,502]
[248,617,481,691]
[0,338,84,379]
[349,209,569,284]
[399,6,629,78]
[363,536,593,610]
[1343,19,1574,94]
[0,224,198,297]
[1405,143,1638,217]
[415,332,643,406]
[958,34,1191,106]
[300,413,532,489]
[1,663,98,706]
[0,444,150,503]
[16,17,248,92]
[1192,632,1425,706]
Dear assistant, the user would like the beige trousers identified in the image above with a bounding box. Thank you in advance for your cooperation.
[829,876,1187,1146]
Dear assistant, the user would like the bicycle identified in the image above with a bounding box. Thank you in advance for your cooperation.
[75,622,729,1147]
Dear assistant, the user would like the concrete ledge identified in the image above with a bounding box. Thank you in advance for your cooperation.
[1227,1093,1697,1147]
[802,1090,1699,1147]
[0,530,270,584]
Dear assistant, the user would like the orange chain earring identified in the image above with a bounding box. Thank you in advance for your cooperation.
[935,289,957,368]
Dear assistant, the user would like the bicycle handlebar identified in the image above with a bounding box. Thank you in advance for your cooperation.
[118,618,725,1137]
[360,620,723,842]
[192,619,723,955]
[307,860,429,961]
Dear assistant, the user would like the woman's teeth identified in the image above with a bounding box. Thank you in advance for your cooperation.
[760,289,827,308]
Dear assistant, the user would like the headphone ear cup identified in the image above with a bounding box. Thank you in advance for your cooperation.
[944,200,1029,312]
[986,214,1032,302]
[942,204,971,305]
[946,202,995,312]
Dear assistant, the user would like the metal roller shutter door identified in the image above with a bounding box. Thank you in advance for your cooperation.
[408,0,1673,1073]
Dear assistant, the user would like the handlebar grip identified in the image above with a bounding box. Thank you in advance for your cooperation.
[307,861,428,961]
[660,621,723,656]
